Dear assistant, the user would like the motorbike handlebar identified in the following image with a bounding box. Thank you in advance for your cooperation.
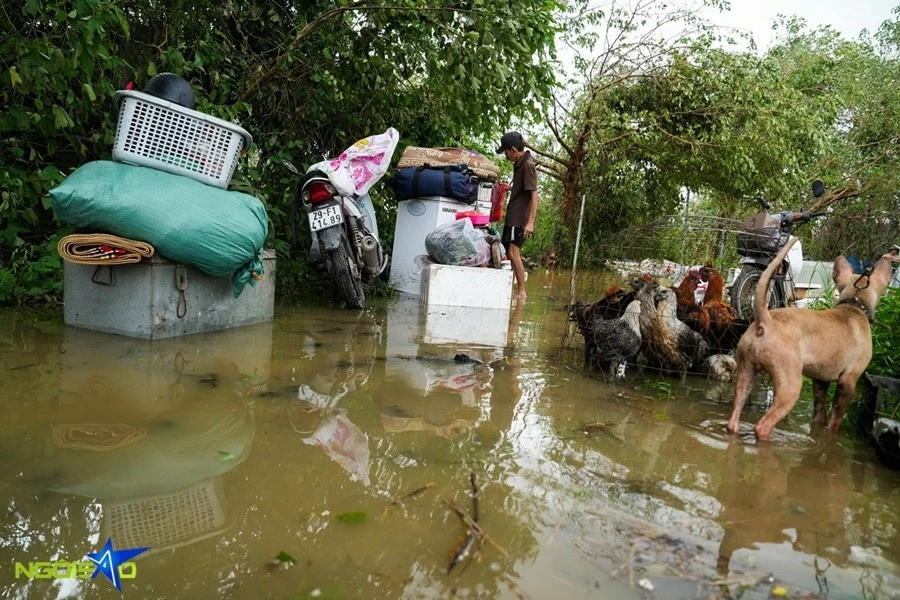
[789,210,827,223]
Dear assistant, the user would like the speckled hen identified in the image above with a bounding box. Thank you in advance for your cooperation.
[583,300,642,376]
[645,287,709,375]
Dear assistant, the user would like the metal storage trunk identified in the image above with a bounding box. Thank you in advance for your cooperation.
[64,250,275,339]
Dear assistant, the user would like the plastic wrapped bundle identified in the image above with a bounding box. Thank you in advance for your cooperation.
[424,218,491,267]
[50,161,268,296]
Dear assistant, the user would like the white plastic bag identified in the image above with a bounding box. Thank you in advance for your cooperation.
[302,413,371,486]
[307,128,400,196]
[424,218,491,267]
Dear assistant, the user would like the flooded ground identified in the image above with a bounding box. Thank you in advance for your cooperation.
[1,270,899,600]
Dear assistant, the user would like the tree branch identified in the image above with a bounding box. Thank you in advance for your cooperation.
[545,102,576,158]
[811,186,866,212]
[240,3,477,102]
[526,143,571,169]
[531,156,566,176]
[536,166,564,181]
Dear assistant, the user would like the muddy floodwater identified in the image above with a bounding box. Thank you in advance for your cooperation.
[1,271,899,600]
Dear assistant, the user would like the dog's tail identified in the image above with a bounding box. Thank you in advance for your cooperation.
[753,236,798,333]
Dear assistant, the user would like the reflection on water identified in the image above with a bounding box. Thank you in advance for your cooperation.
[1,282,899,600]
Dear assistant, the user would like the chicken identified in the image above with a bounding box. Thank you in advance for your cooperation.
[571,274,657,366]
[700,266,737,327]
[643,286,709,375]
[705,353,737,382]
[570,277,650,343]
[583,300,642,376]
[595,285,633,320]
[697,265,746,353]
[674,270,710,330]
[569,286,629,335]
[632,276,666,371]
[569,301,595,338]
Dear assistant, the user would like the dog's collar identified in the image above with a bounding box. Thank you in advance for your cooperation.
[836,295,873,322]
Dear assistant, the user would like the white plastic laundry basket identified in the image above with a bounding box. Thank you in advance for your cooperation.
[102,477,228,555]
[112,90,252,188]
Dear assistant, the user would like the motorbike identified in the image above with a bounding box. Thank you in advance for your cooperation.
[729,180,828,319]
[294,170,388,309]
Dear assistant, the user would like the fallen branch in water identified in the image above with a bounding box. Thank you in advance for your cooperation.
[470,472,479,523]
[447,528,481,574]
[442,500,510,558]
[386,482,436,509]
[505,575,533,600]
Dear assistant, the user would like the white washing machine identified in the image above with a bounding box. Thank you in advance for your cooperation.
[389,196,471,295]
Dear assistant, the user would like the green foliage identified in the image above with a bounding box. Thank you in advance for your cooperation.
[766,18,900,259]
[1,0,128,303]
[1,0,562,304]
[536,7,900,267]
[870,288,900,378]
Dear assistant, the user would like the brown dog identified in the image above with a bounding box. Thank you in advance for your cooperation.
[726,237,894,440]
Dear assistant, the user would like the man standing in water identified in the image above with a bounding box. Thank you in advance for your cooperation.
[496,131,539,303]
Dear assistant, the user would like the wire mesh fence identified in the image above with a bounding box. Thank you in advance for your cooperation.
[563,214,831,381]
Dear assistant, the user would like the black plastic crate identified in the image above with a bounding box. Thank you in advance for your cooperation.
[858,373,900,434]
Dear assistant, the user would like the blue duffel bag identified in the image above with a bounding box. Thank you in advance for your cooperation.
[392,165,478,203]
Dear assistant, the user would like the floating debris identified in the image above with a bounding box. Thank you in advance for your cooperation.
[385,482,436,513]
[198,373,219,387]
[265,551,296,574]
[443,499,510,559]
[447,529,480,574]
[638,577,654,591]
[443,472,512,576]
[336,511,366,524]
[470,472,480,523]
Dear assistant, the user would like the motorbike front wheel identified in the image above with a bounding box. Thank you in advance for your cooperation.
[325,233,365,309]
[730,266,785,320]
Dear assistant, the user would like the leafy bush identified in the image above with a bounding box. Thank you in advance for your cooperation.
[869,287,900,378]
[1,0,562,305]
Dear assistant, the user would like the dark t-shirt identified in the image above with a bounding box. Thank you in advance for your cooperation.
[505,151,537,228]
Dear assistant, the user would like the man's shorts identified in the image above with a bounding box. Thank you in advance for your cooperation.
[501,225,526,248]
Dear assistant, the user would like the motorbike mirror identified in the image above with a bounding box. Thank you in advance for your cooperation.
[281,160,299,175]
[811,179,825,198]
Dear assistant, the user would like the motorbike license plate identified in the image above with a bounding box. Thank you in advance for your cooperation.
[308,206,344,232]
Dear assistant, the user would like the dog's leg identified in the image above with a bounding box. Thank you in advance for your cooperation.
[754,370,803,440]
[726,360,756,434]
[826,374,860,433]
[811,378,830,426]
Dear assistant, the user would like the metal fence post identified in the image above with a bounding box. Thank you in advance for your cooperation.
[566,193,588,345]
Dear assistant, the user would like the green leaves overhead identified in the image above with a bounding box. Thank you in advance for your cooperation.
[1,0,563,303]
[536,5,900,264]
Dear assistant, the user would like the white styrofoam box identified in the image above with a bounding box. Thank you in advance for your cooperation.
[424,304,510,347]
[390,197,471,295]
[420,263,513,309]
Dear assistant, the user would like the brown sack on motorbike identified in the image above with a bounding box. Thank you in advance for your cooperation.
[397,147,500,182]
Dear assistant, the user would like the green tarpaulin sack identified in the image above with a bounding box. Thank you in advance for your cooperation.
[50,161,268,297]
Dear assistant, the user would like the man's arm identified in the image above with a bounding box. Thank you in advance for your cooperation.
[525,190,538,235]
[524,159,538,235]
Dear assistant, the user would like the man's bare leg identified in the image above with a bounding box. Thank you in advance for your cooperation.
[508,244,527,301]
